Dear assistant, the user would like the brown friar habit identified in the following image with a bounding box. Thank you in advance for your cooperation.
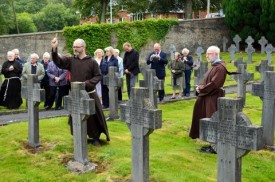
[52,50,110,141]
[189,61,227,139]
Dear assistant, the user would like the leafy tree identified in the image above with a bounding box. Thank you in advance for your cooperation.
[9,12,37,34]
[33,3,79,31]
[14,0,47,14]
[259,0,275,42]
[223,0,262,43]
[0,2,13,35]
[73,0,109,23]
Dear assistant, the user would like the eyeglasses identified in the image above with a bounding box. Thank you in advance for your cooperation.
[73,46,83,49]
[206,52,216,55]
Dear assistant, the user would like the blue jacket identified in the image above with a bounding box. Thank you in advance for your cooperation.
[47,61,67,86]
[100,55,119,76]
[146,51,168,79]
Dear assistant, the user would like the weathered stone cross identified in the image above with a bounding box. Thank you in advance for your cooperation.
[232,64,254,105]
[139,69,163,109]
[21,74,45,147]
[200,97,263,182]
[120,87,162,182]
[193,61,208,95]
[252,71,275,146]
[255,60,274,82]
[64,82,96,171]
[103,66,123,120]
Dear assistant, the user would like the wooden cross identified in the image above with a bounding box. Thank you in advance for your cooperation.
[200,97,263,182]
[21,74,45,147]
[120,87,162,182]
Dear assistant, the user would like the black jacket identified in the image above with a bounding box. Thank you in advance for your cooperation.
[123,49,140,75]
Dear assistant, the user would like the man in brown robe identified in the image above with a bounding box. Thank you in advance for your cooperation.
[51,38,110,146]
[189,46,227,152]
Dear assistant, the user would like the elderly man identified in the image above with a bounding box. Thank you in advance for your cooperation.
[51,38,110,146]
[146,43,168,103]
[12,48,25,65]
[22,53,45,86]
[189,45,228,153]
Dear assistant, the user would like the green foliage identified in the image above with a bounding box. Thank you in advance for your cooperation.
[223,0,262,43]
[9,12,37,34]
[14,0,47,14]
[63,19,178,55]
[224,0,275,45]
[33,3,79,31]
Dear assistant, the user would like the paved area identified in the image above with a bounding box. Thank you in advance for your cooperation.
[0,84,252,125]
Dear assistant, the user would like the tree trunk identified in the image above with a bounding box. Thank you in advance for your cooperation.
[184,0,193,19]
[100,0,108,23]
[11,0,19,33]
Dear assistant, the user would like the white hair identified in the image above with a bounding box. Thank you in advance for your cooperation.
[207,46,220,54]
[114,49,120,54]
[182,48,190,54]
[43,52,50,59]
[30,53,39,60]
[104,46,114,54]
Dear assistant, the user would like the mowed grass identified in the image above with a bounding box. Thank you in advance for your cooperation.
[0,92,274,182]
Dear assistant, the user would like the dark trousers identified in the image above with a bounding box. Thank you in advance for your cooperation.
[158,78,165,101]
[41,81,50,107]
[48,85,66,108]
[118,87,122,101]
[184,69,192,95]
[101,84,109,108]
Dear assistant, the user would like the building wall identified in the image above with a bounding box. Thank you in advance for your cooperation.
[0,18,230,65]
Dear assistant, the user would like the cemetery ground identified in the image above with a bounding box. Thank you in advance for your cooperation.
[0,51,275,181]
[0,93,274,182]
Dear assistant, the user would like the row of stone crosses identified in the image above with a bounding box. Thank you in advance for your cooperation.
[169,34,275,66]
[21,51,274,181]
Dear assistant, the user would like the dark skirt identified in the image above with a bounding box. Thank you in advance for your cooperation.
[0,78,22,109]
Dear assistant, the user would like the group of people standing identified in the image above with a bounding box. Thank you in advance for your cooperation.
[1,38,226,152]
[0,49,70,110]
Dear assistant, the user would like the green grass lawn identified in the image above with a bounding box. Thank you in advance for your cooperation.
[0,93,274,182]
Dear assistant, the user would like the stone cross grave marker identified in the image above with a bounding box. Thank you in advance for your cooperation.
[195,46,204,63]
[252,71,275,146]
[103,66,123,120]
[258,36,268,54]
[64,82,96,172]
[228,44,236,62]
[222,36,228,52]
[234,57,246,68]
[265,44,273,65]
[169,44,176,61]
[139,69,164,109]
[233,34,242,52]
[21,74,45,147]
[245,44,255,64]
[232,64,254,106]
[194,61,208,95]
[200,97,263,182]
[120,87,162,182]
[256,60,274,82]
[245,36,254,46]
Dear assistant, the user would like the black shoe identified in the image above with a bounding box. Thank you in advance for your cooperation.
[89,139,101,147]
[45,105,52,110]
[200,146,217,154]
[55,107,63,110]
